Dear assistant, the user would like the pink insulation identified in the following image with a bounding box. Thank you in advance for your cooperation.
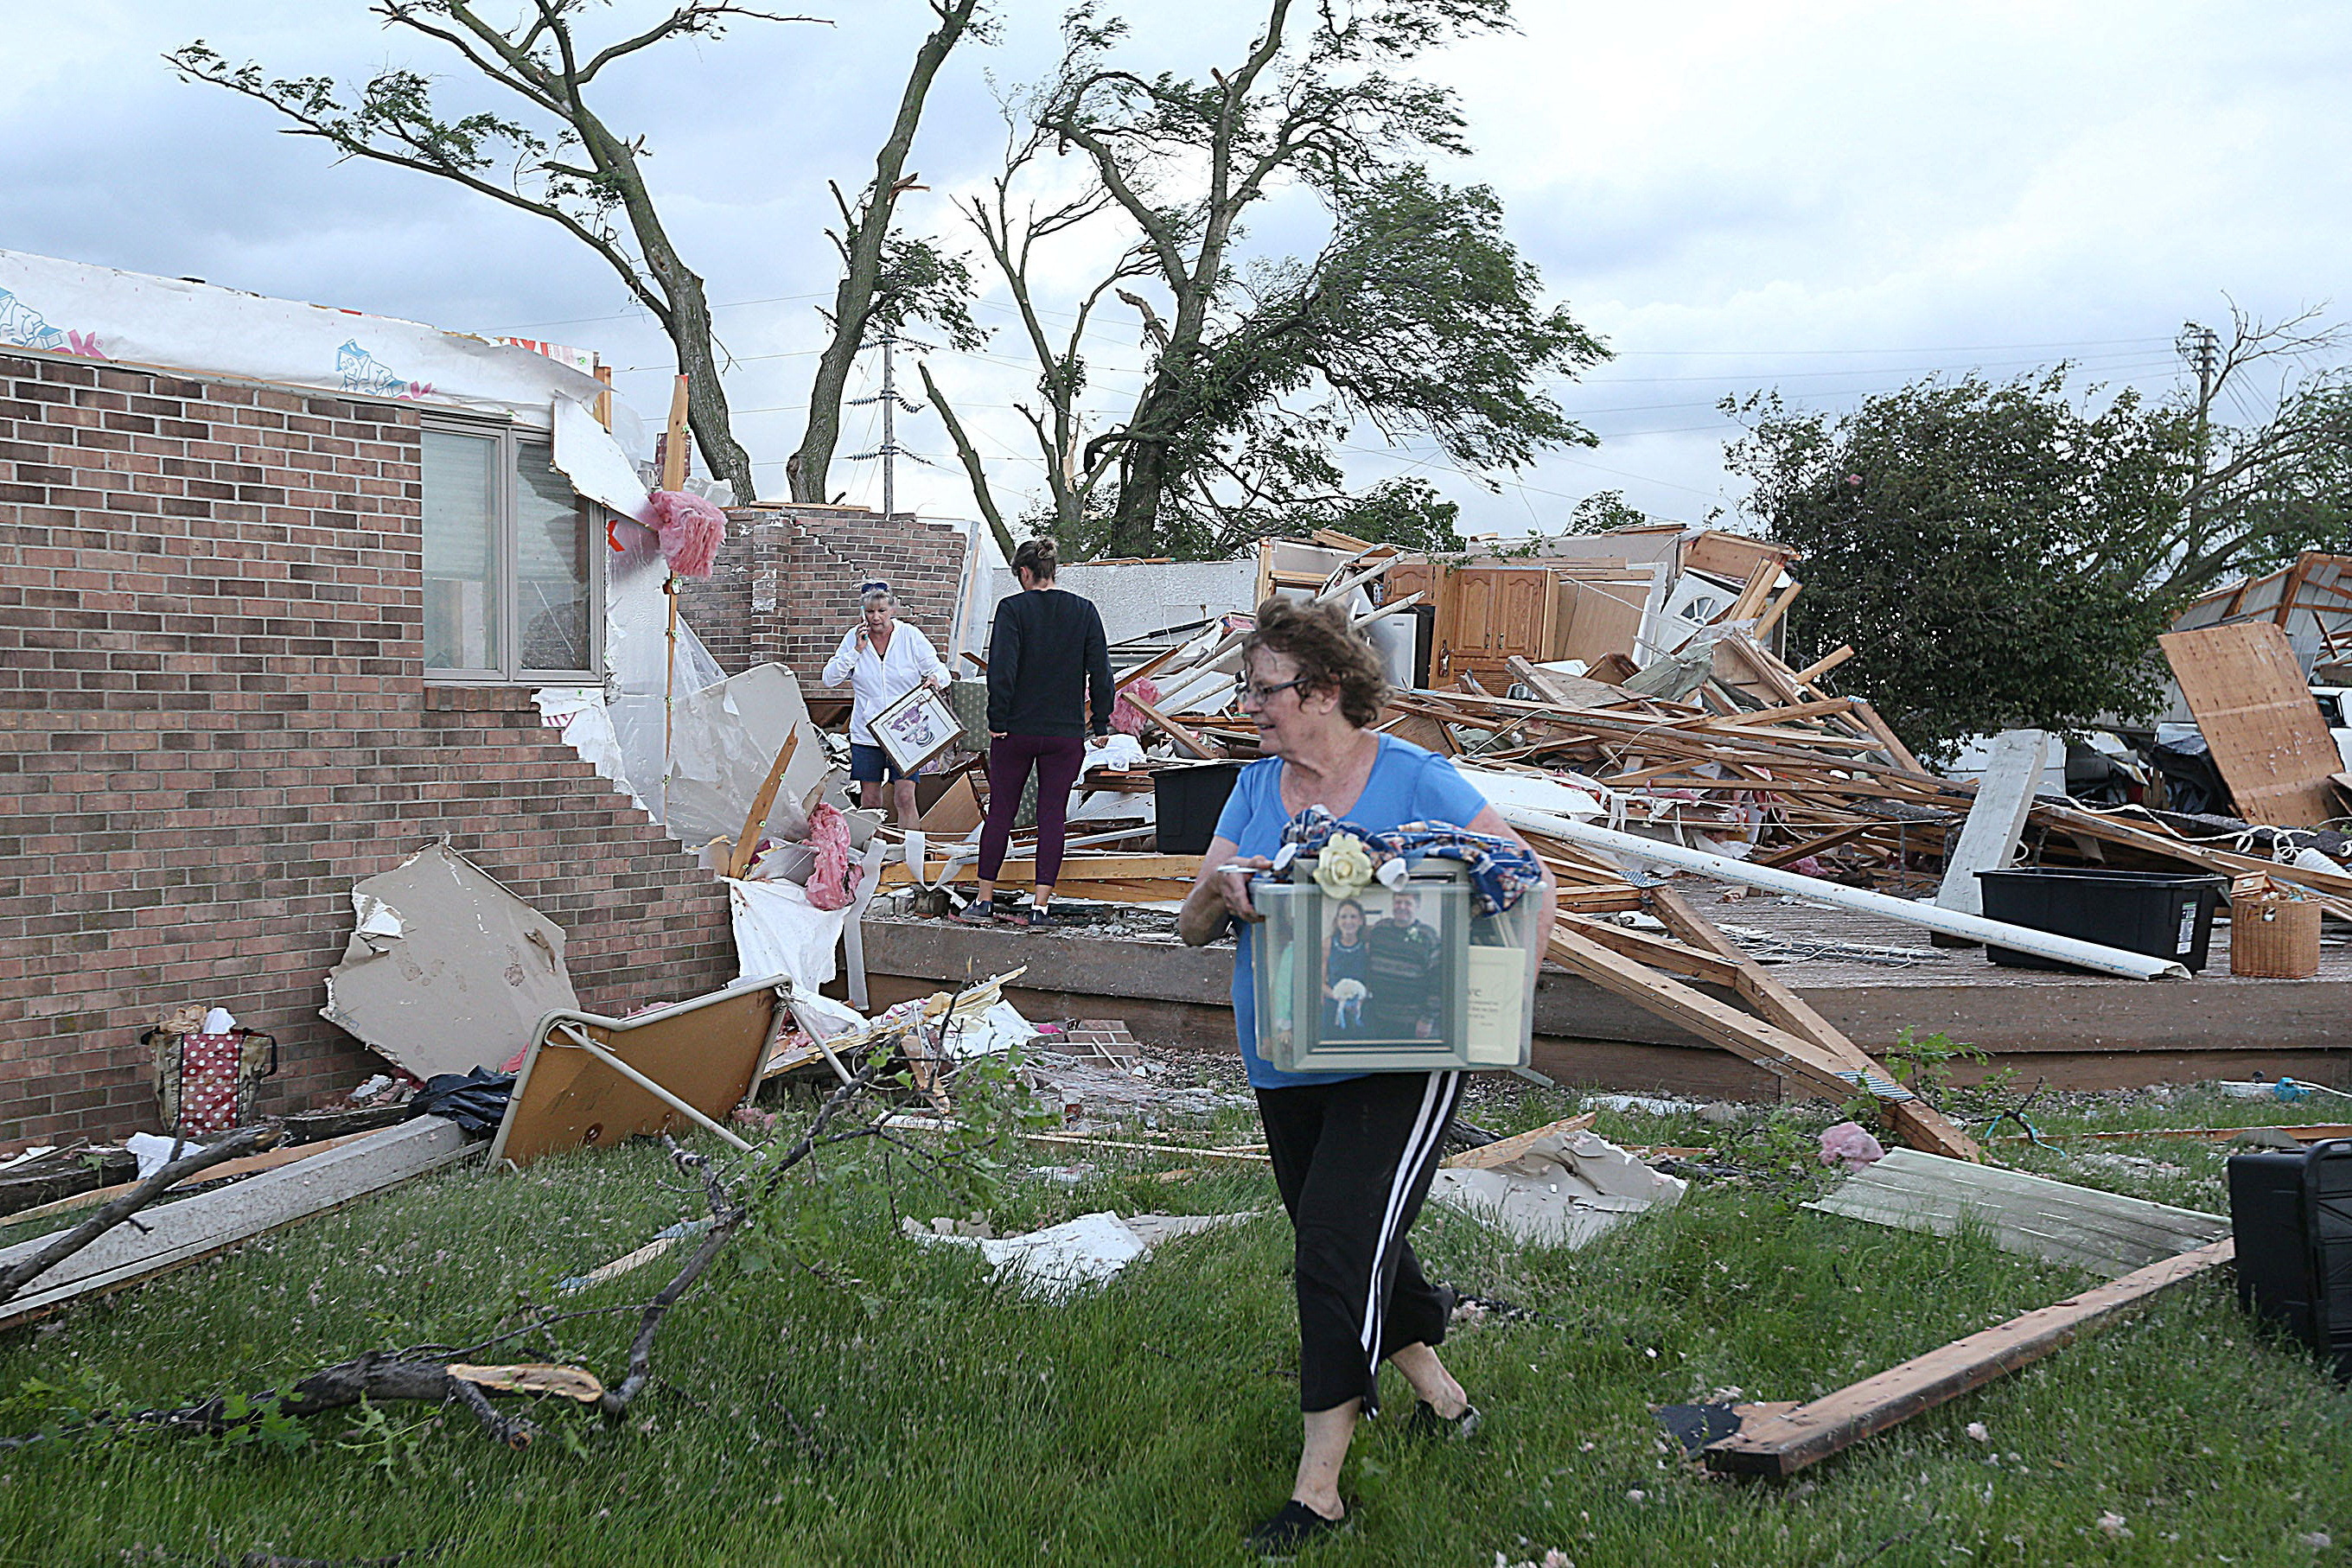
[804,801,858,911]
[1110,676,1161,737]
[647,489,728,579]
[1817,1121,1887,1170]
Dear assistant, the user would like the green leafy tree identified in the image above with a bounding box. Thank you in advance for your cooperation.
[926,0,1605,561]
[1725,371,2192,759]
[1273,476,1463,553]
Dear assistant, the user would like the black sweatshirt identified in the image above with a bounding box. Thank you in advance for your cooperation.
[986,587,1115,737]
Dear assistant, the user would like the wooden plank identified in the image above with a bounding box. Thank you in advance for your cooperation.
[1933,729,2050,920]
[1546,923,1885,1106]
[2161,621,2342,827]
[1556,913,1744,987]
[1441,1112,1598,1170]
[660,373,690,490]
[727,729,801,879]
[1804,1149,2228,1274]
[0,1120,476,1329]
[2,1129,383,1227]
[1646,888,1982,1162]
[1705,1239,2234,1477]
[1790,644,1856,685]
[1123,692,1218,759]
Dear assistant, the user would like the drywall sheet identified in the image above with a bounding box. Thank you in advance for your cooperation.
[322,843,580,1080]
[0,247,605,423]
[1430,1130,1686,1248]
[489,978,783,1168]
[2160,621,2343,826]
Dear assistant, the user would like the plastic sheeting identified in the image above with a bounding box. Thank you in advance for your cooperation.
[532,687,643,812]
[727,876,851,990]
[0,248,607,424]
[643,664,834,848]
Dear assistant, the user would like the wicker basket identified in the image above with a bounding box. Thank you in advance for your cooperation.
[2230,893,2322,979]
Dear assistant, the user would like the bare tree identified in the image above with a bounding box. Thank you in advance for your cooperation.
[784,0,991,505]
[919,109,1156,558]
[170,2,827,502]
[2155,303,2352,599]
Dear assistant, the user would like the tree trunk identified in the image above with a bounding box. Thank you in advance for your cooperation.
[788,0,982,503]
[667,270,756,501]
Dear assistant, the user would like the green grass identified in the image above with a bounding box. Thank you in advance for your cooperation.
[2,1081,2349,1566]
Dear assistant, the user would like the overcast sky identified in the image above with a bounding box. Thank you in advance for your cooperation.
[7,1,2350,536]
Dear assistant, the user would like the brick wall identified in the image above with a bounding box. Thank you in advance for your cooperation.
[679,504,970,683]
[0,350,739,1148]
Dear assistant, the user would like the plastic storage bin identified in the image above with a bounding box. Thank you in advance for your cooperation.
[1974,867,2226,973]
[1154,762,1244,855]
[2228,1138,2352,1381]
[1250,859,1537,1073]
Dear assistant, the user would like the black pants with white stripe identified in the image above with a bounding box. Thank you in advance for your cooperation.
[1256,1070,1462,1415]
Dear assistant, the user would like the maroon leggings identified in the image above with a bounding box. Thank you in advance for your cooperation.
[978,734,1089,889]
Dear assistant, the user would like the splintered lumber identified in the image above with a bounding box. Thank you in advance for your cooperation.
[1441,1112,1597,1170]
[1704,1238,2235,1477]
[1645,887,1981,1162]
[1123,692,1219,759]
[1546,923,1900,1108]
[0,1119,477,1329]
[727,729,802,879]
[1804,1149,2228,1274]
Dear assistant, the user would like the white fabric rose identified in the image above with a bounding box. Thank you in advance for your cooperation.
[1311,832,1375,897]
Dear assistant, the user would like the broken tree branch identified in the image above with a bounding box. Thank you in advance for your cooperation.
[0,1125,276,1304]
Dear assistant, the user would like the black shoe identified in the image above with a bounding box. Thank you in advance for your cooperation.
[1246,1500,1348,1558]
[1405,1399,1483,1441]
[952,900,996,925]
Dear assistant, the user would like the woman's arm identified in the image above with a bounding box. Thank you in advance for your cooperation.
[910,626,949,687]
[820,628,859,689]
[1178,834,1267,947]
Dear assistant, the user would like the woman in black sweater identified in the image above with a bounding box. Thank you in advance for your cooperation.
[957,537,1115,928]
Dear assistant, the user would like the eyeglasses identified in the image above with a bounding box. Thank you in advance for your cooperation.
[1240,675,1312,707]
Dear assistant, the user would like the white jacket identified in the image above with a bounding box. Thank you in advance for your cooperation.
[822,621,948,746]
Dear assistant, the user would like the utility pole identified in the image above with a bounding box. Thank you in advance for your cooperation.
[2177,322,2221,539]
[847,325,931,518]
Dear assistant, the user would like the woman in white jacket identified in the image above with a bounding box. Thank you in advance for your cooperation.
[822,581,948,827]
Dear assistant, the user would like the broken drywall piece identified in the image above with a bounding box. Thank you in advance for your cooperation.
[622,664,836,847]
[902,1210,1250,1301]
[1804,1148,2228,1274]
[1430,1130,1686,1247]
[321,843,579,1082]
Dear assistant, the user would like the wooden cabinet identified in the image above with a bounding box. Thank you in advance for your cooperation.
[1433,566,1558,682]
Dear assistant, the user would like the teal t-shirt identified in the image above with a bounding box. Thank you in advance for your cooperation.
[1213,734,1490,1090]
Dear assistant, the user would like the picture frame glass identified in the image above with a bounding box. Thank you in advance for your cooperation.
[871,685,961,773]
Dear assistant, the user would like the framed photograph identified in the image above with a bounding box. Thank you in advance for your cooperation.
[870,682,961,774]
[1255,866,1485,1073]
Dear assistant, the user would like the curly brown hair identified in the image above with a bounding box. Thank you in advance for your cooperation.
[1240,596,1389,728]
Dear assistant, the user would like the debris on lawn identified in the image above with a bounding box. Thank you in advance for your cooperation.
[1431,1125,1686,1248]
[1804,1148,2229,1273]
[902,1209,1252,1301]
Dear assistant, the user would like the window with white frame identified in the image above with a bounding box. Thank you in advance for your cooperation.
[421,417,602,683]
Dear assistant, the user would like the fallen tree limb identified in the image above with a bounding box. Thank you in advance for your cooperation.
[0,1125,274,1303]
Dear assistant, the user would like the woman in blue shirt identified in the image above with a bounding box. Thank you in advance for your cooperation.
[1177,596,1555,1555]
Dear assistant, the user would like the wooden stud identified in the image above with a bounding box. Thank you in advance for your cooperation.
[1705,1239,2234,1477]
[725,730,801,880]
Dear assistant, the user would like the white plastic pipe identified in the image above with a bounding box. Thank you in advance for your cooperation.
[1514,812,2191,981]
